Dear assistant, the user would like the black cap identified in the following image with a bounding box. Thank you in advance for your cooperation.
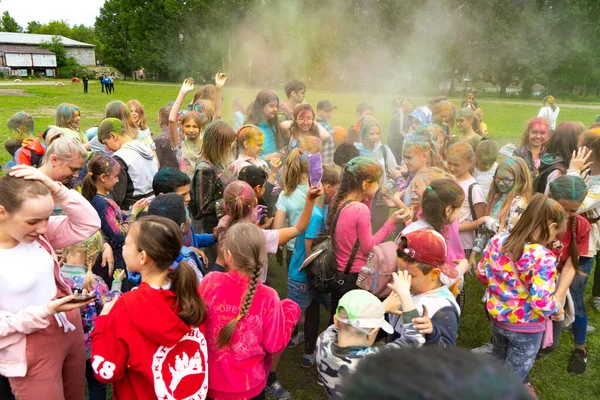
[317,100,337,111]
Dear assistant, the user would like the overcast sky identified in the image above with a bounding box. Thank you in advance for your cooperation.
[2,0,105,28]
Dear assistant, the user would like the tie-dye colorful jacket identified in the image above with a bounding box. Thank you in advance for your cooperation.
[477,232,559,333]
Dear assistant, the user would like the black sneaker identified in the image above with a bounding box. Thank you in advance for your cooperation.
[567,348,587,375]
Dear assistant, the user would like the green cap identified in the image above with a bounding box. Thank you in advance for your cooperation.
[336,290,394,334]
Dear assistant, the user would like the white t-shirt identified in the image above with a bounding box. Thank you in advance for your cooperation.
[537,106,560,130]
[276,184,309,251]
[458,178,486,250]
[260,229,280,282]
[474,162,498,199]
[0,241,56,314]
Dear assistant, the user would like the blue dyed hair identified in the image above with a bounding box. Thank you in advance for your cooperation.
[152,168,191,196]
[147,193,187,227]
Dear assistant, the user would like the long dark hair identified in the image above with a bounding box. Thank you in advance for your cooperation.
[421,179,464,233]
[245,90,283,148]
[542,122,585,167]
[82,153,121,202]
[326,157,382,227]
[132,216,206,326]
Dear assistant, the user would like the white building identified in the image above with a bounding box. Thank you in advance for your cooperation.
[0,44,57,77]
[0,32,95,66]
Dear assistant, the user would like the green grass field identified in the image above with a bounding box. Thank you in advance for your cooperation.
[1,81,599,399]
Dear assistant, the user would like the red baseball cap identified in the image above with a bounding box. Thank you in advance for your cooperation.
[397,230,447,267]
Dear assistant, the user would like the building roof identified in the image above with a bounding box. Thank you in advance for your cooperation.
[0,45,54,55]
[0,32,94,48]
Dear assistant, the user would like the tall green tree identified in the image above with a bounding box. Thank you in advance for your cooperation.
[95,0,138,75]
[1,11,23,32]
[26,21,43,33]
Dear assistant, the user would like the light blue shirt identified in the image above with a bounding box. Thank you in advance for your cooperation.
[288,205,327,282]
[276,184,309,251]
[258,122,277,157]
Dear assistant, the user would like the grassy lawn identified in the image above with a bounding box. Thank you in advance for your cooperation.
[2,82,600,399]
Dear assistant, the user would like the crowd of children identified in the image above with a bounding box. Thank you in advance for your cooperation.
[0,77,597,400]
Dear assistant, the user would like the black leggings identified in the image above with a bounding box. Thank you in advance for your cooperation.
[592,252,600,298]
[0,375,14,399]
[330,273,359,323]
[304,298,321,354]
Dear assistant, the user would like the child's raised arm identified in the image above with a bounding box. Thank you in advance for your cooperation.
[276,185,323,245]
[314,122,331,142]
[279,120,293,136]
[169,78,195,150]
[214,71,227,121]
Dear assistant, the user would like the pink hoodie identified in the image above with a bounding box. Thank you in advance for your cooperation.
[0,184,101,377]
[199,270,300,399]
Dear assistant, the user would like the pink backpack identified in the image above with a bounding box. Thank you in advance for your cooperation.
[357,241,398,298]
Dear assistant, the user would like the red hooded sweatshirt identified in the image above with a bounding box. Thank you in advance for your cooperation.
[91,283,209,400]
[14,137,45,166]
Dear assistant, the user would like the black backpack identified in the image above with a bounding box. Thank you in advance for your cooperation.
[533,162,566,193]
[302,200,359,293]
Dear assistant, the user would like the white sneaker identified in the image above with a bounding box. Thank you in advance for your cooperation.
[287,332,305,349]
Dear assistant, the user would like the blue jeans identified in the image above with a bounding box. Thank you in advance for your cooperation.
[570,256,594,345]
[287,278,331,314]
[491,324,543,383]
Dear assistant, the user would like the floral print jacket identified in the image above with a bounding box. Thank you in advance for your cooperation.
[477,232,559,333]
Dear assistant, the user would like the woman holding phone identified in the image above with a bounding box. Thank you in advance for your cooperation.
[0,165,101,399]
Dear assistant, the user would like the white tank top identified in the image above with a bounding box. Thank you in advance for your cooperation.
[0,241,56,314]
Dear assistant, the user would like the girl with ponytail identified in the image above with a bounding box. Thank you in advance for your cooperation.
[60,232,124,400]
[82,153,149,286]
[274,148,312,268]
[328,157,407,314]
[199,222,300,400]
[538,95,560,131]
[400,177,469,297]
[91,216,209,399]
[212,180,323,278]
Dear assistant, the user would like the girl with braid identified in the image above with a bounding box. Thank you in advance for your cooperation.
[200,223,300,400]
[212,180,322,276]
[60,232,124,400]
[328,157,408,315]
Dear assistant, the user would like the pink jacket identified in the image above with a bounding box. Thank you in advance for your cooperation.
[0,185,101,377]
[199,270,300,399]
